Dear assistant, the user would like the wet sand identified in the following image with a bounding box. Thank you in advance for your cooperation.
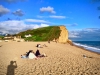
[0,41,100,75]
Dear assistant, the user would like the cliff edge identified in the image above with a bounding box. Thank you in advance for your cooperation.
[58,26,68,43]
[57,26,73,45]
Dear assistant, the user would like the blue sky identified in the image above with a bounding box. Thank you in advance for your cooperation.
[0,0,100,41]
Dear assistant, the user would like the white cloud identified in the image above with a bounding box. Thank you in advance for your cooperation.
[69,35,79,38]
[49,15,66,19]
[40,23,49,27]
[25,19,49,23]
[69,31,79,38]
[12,9,24,16]
[69,28,100,41]
[0,20,50,34]
[0,5,10,16]
[82,28,100,32]
[40,6,56,14]
[37,15,66,19]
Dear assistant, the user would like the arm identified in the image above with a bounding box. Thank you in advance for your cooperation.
[14,61,17,68]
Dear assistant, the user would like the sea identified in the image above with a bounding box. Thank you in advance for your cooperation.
[73,41,100,54]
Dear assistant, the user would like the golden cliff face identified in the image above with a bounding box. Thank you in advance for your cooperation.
[58,26,68,43]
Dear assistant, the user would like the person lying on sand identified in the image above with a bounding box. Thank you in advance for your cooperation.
[21,50,34,58]
[36,44,40,47]
[36,44,43,48]
[28,51,37,59]
[35,50,47,57]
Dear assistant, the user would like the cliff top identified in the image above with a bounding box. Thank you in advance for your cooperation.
[15,26,62,41]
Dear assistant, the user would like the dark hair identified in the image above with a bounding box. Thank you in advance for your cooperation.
[26,50,33,57]
[35,50,40,56]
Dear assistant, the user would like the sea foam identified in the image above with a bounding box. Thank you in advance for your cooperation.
[73,42,100,54]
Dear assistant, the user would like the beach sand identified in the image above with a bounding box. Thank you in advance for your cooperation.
[0,41,100,75]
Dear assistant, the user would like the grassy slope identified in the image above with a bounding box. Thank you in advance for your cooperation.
[0,36,4,40]
[16,26,61,41]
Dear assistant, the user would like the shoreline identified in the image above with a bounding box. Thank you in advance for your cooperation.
[74,45,100,55]
[73,44,100,55]
[72,41,100,55]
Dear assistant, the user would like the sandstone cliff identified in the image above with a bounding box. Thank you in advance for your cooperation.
[57,26,73,45]
[58,26,68,43]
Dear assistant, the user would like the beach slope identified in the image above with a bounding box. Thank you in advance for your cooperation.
[0,42,100,75]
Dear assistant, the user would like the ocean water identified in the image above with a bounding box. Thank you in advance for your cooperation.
[73,41,100,54]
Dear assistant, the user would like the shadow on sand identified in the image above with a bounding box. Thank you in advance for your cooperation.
[6,61,17,75]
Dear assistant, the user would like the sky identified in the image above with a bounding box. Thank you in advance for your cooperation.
[0,0,100,41]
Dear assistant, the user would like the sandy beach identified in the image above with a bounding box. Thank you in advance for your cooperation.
[0,41,100,75]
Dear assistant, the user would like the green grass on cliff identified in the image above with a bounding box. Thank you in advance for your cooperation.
[0,36,4,40]
[16,26,61,41]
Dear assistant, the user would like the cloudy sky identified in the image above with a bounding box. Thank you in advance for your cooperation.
[0,0,100,41]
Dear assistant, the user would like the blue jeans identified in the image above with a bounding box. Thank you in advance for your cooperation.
[21,55,28,59]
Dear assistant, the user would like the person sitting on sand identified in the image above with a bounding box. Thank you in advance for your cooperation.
[35,50,47,57]
[29,50,37,59]
[35,50,41,57]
